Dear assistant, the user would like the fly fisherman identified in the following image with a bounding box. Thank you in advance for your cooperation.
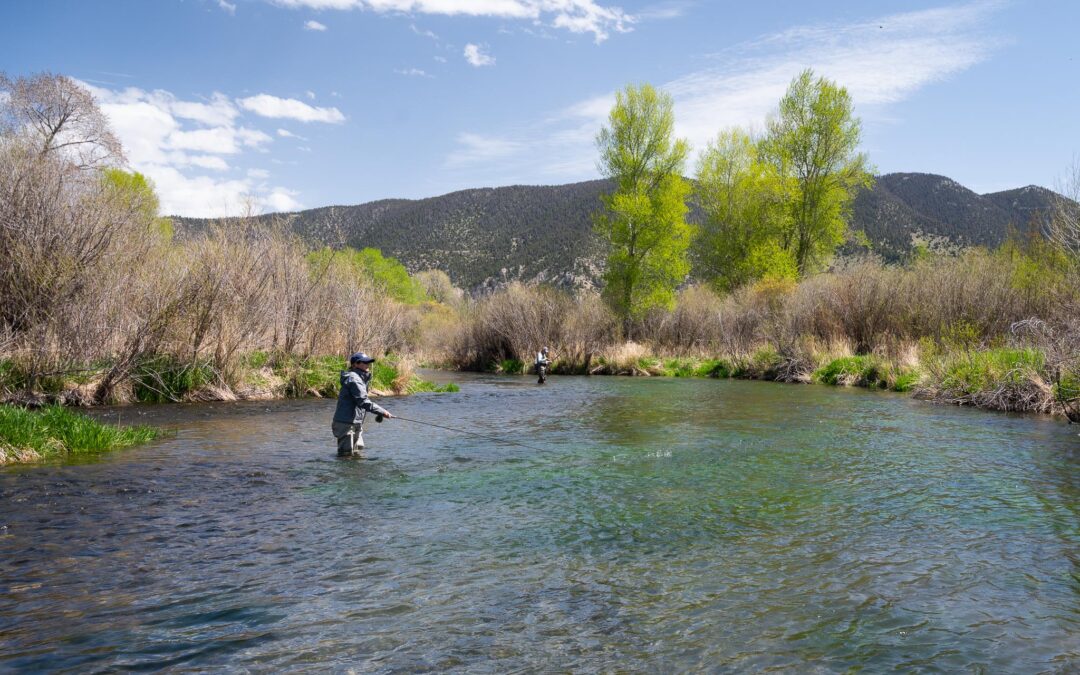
[535,347,552,384]
[332,352,394,457]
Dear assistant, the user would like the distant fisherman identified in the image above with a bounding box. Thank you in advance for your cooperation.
[332,352,393,458]
[535,346,551,384]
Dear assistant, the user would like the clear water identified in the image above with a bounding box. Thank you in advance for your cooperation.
[1,374,1078,672]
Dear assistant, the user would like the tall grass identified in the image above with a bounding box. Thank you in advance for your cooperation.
[0,404,160,464]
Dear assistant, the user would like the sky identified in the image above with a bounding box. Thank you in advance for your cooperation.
[2,0,1078,217]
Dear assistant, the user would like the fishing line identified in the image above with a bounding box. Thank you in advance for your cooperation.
[389,415,549,453]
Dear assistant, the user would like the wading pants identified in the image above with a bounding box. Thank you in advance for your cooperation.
[332,421,364,456]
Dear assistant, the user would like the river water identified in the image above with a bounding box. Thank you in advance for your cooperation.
[1,374,1078,672]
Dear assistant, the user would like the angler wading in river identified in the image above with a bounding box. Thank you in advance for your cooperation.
[535,347,552,384]
[332,352,394,458]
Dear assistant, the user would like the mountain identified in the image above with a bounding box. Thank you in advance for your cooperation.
[174,172,1070,291]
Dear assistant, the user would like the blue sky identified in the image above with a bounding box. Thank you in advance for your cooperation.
[2,0,1077,216]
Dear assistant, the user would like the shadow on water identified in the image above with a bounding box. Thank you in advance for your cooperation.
[1,373,1078,671]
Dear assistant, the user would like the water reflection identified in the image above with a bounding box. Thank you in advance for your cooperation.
[1,374,1077,671]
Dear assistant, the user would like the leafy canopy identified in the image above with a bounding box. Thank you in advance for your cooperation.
[595,83,692,329]
[308,247,427,304]
[693,128,796,291]
[759,69,872,275]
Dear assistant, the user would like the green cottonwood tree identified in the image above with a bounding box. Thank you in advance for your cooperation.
[595,83,691,334]
[693,128,795,291]
[759,69,872,276]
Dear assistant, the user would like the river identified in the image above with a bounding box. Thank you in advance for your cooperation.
[1,373,1077,672]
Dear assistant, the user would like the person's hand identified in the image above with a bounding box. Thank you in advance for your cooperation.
[382,411,394,419]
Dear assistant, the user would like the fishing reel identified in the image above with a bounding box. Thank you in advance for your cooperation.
[375,414,385,423]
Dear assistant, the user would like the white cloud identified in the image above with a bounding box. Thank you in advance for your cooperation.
[276,128,308,140]
[264,187,302,212]
[77,81,314,217]
[445,132,524,167]
[269,0,633,42]
[306,90,316,99]
[168,126,272,154]
[218,0,237,14]
[433,55,447,63]
[395,68,433,78]
[410,23,438,39]
[238,94,346,123]
[444,1,1004,182]
[464,43,495,67]
[304,19,328,30]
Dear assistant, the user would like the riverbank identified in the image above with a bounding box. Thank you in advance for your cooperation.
[0,356,458,465]
[0,354,458,408]
[474,341,1079,421]
[0,404,161,465]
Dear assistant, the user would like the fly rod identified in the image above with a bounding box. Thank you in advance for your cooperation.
[385,414,549,453]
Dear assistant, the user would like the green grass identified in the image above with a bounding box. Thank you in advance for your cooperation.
[813,355,920,392]
[275,355,457,397]
[658,357,736,378]
[0,404,160,463]
[939,348,1044,394]
[890,369,921,392]
[1057,372,1080,401]
[813,355,879,386]
[278,355,342,397]
[497,359,525,375]
[132,357,216,403]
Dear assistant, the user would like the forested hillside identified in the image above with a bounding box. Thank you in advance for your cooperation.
[175,173,1069,290]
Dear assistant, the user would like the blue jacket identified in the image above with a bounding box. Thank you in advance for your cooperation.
[333,369,389,424]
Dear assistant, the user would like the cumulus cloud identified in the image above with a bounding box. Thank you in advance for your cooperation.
[464,44,495,67]
[78,82,310,217]
[269,0,633,42]
[304,19,328,30]
[238,94,346,123]
[444,1,1005,183]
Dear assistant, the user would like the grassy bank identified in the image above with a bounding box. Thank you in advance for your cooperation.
[477,340,1075,419]
[0,404,161,465]
[0,353,457,406]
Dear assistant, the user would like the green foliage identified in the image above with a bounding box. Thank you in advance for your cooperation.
[0,359,65,394]
[813,356,878,386]
[941,320,983,351]
[276,355,456,397]
[994,236,1074,297]
[281,355,342,398]
[101,168,172,240]
[498,359,525,375]
[694,129,795,290]
[1055,372,1080,402]
[734,348,783,379]
[308,247,427,304]
[939,348,1044,393]
[658,358,736,378]
[0,404,159,462]
[813,355,919,391]
[132,357,215,403]
[759,69,873,275]
[595,83,692,330]
[890,369,921,393]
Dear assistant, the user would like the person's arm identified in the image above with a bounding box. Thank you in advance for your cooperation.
[350,378,391,417]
